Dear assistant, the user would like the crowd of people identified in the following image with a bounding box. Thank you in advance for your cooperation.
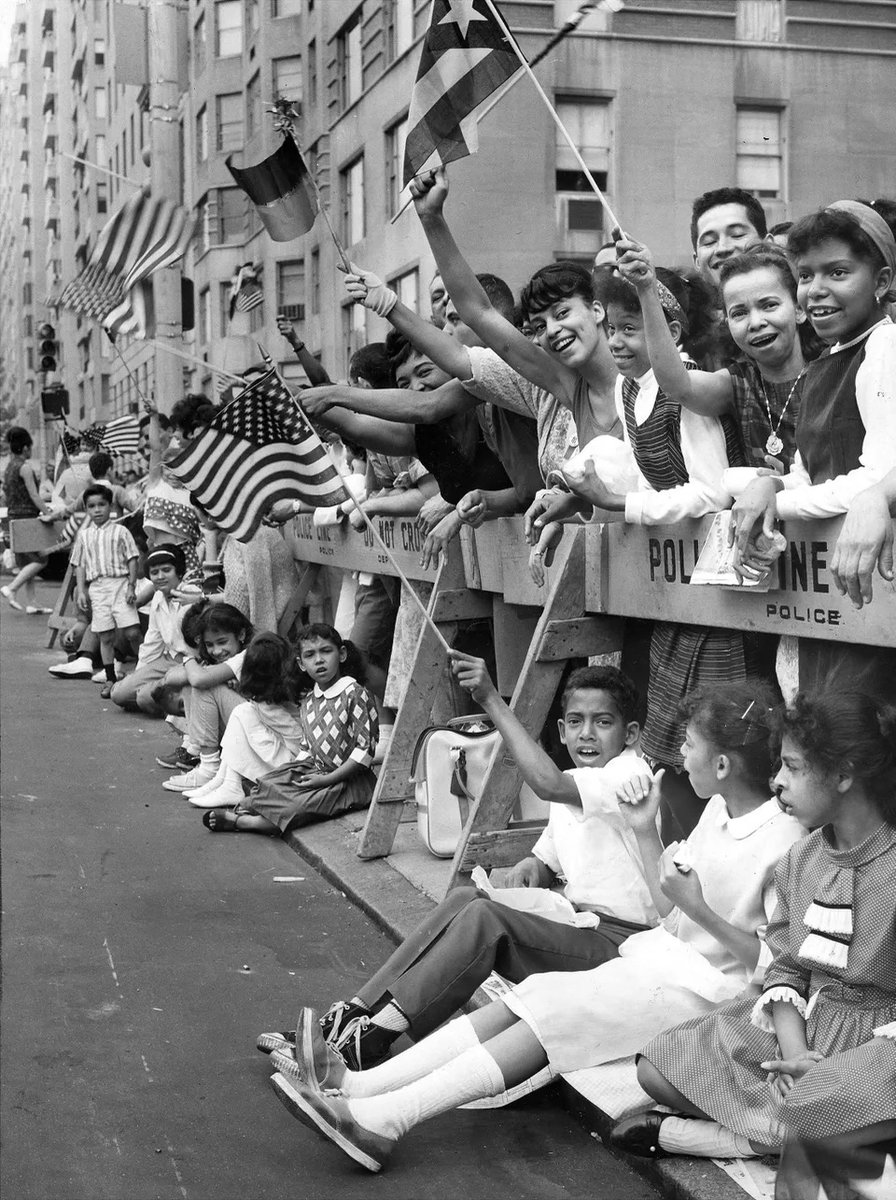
[3,175,896,1192]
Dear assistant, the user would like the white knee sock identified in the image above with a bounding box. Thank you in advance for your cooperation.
[658,1116,758,1158]
[370,1000,410,1033]
[340,1014,479,1098]
[345,1042,505,1141]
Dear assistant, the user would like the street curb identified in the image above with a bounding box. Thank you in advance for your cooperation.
[285,817,751,1200]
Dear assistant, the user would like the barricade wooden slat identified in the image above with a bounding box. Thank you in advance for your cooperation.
[46,561,79,648]
[457,824,545,873]
[357,548,471,860]
[585,517,896,647]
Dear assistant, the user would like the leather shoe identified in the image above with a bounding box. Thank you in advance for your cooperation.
[608,1110,669,1158]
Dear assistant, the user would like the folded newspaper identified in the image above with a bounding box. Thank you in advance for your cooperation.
[470,866,601,929]
[690,510,785,591]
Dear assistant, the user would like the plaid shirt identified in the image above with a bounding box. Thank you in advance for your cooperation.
[71,520,139,582]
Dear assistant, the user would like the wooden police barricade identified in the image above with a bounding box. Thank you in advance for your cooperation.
[583,516,895,647]
[9,517,79,648]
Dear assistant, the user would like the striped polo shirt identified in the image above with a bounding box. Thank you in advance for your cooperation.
[71,520,139,582]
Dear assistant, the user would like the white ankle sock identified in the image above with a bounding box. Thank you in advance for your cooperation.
[345,1043,505,1141]
[340,1015,479,1098]
[199,752,221,769]
[658,1116,757,1158]
[370,1000,410,1034]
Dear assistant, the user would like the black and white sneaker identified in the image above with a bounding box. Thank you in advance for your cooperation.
[155,745,200,771]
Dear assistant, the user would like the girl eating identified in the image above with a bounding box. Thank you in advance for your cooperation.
[265,678,803,1173]
[202,624,378,835]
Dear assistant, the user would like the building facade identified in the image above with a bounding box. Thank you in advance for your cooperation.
[2,0,895,462]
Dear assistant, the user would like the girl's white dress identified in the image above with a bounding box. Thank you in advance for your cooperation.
[220,700,304,782]
[502,796,804,1074]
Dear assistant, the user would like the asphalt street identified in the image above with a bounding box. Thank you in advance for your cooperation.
[1,584,657,1200]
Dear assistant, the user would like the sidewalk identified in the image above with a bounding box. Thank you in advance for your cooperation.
[285,814,770,1200]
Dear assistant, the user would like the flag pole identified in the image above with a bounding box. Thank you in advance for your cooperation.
[107,333,155,410]
[145,338,248,383]
[60,151,142,188]
[483,0,623,233]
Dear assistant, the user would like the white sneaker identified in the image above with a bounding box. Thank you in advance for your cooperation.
[188,781,245,809]
[49,656,94,679]
[183,766,225,799]
[92,668,107,683]
[162,762,219,793]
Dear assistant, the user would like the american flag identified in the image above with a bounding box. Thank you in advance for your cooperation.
[403,0,522,185]
[234,284,264,313]
[57,189,193,338]
[82,415,142,456]
[166,363,348,543]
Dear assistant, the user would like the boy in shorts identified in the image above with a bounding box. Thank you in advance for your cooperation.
[71,485,141,698]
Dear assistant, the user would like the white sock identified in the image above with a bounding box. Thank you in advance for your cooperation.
[206,765,244,801]
[340,1015,479,1098]
[658,1116,757,1159]
[199,752,221,769]
[183,738,199,754]
[371,1000,409,1034]
[345,1043,505,1141]
[186,763,226,797]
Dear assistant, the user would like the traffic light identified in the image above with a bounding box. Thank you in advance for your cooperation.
[37,322,58,372]
[40,384,69,418]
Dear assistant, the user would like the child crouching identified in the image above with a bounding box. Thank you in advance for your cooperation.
[200,624,378,835]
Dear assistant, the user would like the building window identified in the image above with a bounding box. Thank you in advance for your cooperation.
[97,181,108,214]
[199,189,248,248]
[130,114,136,165]
[95,134,106,163]
[340,156,365,245]
[193,13,207,74]
[736,106,783,199]
[273,0,302,14]
[385,0,414,61]
[390,267,419,313]
[307,39,318,105]
[273,56,302,103]
[196,106,208,161]
[337,11,363,110]
[216,93,242,152]
[199,286,211,345]
[215,0,243,57]
[277,259,306,320]
[248,0,260,36]
[94,37,105,66]
[246,73,261,139]
[94,86,107,120]
[385,114,408,216]
[342,303,366,372]
[310,247,320,314]
[555,96,611,240]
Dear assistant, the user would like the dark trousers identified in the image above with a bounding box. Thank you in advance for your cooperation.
[356,886,648,1040]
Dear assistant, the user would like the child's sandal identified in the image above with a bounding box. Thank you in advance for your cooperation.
[202,809,244,833]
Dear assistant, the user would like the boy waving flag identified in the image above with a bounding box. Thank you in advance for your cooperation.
[403,0,522,185]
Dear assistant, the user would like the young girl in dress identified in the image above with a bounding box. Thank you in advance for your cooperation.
[202,624,378,835]
[615,242,811,470]
[628,690,896,1165]
[725,202,896,695]
[162,602,253,793]
[266,678,804,1173]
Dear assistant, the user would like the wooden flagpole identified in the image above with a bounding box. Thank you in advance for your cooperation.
[145,338,248,383]
[483,0,623,233]
[108,334,155,409]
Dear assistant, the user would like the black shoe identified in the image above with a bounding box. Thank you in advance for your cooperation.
[330,1013,398,1072]
[156,745,200,771]
[318,999,372,1045]
[608,1111,670,1158]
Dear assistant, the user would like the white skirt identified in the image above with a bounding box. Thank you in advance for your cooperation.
[502,927,748,1075]
[220,701,306,783]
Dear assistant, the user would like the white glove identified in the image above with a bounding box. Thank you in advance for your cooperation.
[344,261,397,318]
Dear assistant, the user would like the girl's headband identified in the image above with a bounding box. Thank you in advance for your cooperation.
[826,200,896,278]
[146,549,178,569]
[655,279,685,324]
